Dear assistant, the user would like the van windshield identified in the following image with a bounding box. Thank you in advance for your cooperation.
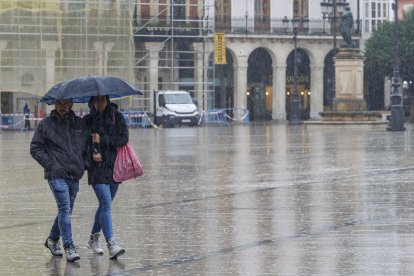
[164,93,193,104]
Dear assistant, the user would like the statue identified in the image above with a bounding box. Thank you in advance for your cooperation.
[339,6,355,48]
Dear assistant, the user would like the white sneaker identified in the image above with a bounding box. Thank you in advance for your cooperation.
[107,238,125,260]
[64,244,80,263]
[87,233,104,255]
[44,238,63,256]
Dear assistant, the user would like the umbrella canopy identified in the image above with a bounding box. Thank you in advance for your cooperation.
[40,75,142,105]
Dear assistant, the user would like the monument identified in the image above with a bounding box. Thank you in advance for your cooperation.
[320,7,381,122]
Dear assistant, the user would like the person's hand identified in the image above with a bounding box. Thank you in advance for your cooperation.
[93,152,102,162]
[91,133,100,143]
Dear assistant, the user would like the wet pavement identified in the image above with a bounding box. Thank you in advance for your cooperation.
[2,122,414,275]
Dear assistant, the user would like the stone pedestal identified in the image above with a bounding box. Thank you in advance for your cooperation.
[332,48,366,111]
[320,49,381,122]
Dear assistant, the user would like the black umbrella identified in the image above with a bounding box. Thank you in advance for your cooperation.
[40,75,142,105]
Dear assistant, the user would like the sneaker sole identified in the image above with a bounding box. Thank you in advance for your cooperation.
[44,241,63,257]
[66,256,80,263]
[109,249,125,260]
[86,244,104,255]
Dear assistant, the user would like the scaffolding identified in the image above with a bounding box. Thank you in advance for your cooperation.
[132,0,215,114]
[0,0,215,115]
[0,0,136,113]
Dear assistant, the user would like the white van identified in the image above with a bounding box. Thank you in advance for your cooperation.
[154,90,199,127]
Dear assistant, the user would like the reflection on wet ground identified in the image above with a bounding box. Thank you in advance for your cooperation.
[2,123,414,275]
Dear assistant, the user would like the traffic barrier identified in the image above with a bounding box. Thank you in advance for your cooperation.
[122,111,156,128]
[0,111,157,130]
[199,108,250,125]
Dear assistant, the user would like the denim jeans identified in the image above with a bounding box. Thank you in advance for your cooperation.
[48,178,79,248]
[91,183,119,241]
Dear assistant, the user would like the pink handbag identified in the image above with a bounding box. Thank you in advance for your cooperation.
[113,143,143,182]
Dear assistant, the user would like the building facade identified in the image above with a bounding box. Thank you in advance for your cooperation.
[1,0,380,122]
[135,0,360,120]
[134,0,362,120]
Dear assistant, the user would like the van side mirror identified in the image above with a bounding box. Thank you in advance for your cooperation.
[192,98,198,106]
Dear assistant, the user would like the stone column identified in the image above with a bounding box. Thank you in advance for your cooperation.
[234,56,248,110]
[145,42,164,110]
[272,62,287,120]
[202,43,211,110]
[104,42,115,75]
[41,41,59,91]
[41,41,59,115]
[193,42,205,110]
[0,41,8,120]
[93,42,115,75]
[94,42,104,75]
[310,62,324,119]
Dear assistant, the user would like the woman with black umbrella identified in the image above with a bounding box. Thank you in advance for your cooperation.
[83,95,128,259]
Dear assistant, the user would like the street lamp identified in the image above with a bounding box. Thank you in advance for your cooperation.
[387,0,405,131]
[245,11,248,34]
[320,0,348,108]
[290,16,302,124]
[282,16,289,33]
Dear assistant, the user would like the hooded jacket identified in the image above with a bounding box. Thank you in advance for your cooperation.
[83,102,129,185]
[30,110,88,180]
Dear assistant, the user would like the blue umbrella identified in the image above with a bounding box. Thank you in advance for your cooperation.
[40,75,142,105]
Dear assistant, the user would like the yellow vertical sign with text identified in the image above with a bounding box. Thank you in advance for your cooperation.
[214,33,226,64]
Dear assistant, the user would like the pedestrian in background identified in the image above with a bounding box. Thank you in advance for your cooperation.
[30,98,88,262]
[23,102,30,130]
[83,95,128,259]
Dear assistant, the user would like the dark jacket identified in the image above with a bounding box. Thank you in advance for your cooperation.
[83,103,128,185]
[30,110,89,180]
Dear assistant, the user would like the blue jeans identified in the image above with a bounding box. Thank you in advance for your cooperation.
[48,178,79,248]
[91,183,119,241]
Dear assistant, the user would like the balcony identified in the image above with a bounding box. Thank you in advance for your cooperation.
[133,16,361,38]
[215,16,361,36]
[133,17,207,40]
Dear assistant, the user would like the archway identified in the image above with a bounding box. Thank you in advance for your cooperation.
[285,48,311,120]
[247,48,272,120]
[323,50,336,110]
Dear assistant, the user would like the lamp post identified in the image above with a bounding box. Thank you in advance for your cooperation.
[290,16,301,124]
[282,16,289,33]
[245,11,248,34]
[387,0,405,131]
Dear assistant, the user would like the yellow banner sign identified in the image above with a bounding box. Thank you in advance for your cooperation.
[214,33,226,65]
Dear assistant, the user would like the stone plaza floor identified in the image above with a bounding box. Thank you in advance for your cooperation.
[2,122,414,275]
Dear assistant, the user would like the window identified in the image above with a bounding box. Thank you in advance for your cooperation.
[173,0,185,21]
[141,0,150,22]
[68,0,85,10]
[293,0,308,17]
[215,0,231,30]
[255,0,270,24]
[372,3,376,18]
[377,3,381,17]
[159,0,167,22]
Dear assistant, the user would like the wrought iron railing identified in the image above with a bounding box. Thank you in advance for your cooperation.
[133,16,362,37]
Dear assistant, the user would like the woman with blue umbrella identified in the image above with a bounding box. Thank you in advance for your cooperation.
[83,95,128,259]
